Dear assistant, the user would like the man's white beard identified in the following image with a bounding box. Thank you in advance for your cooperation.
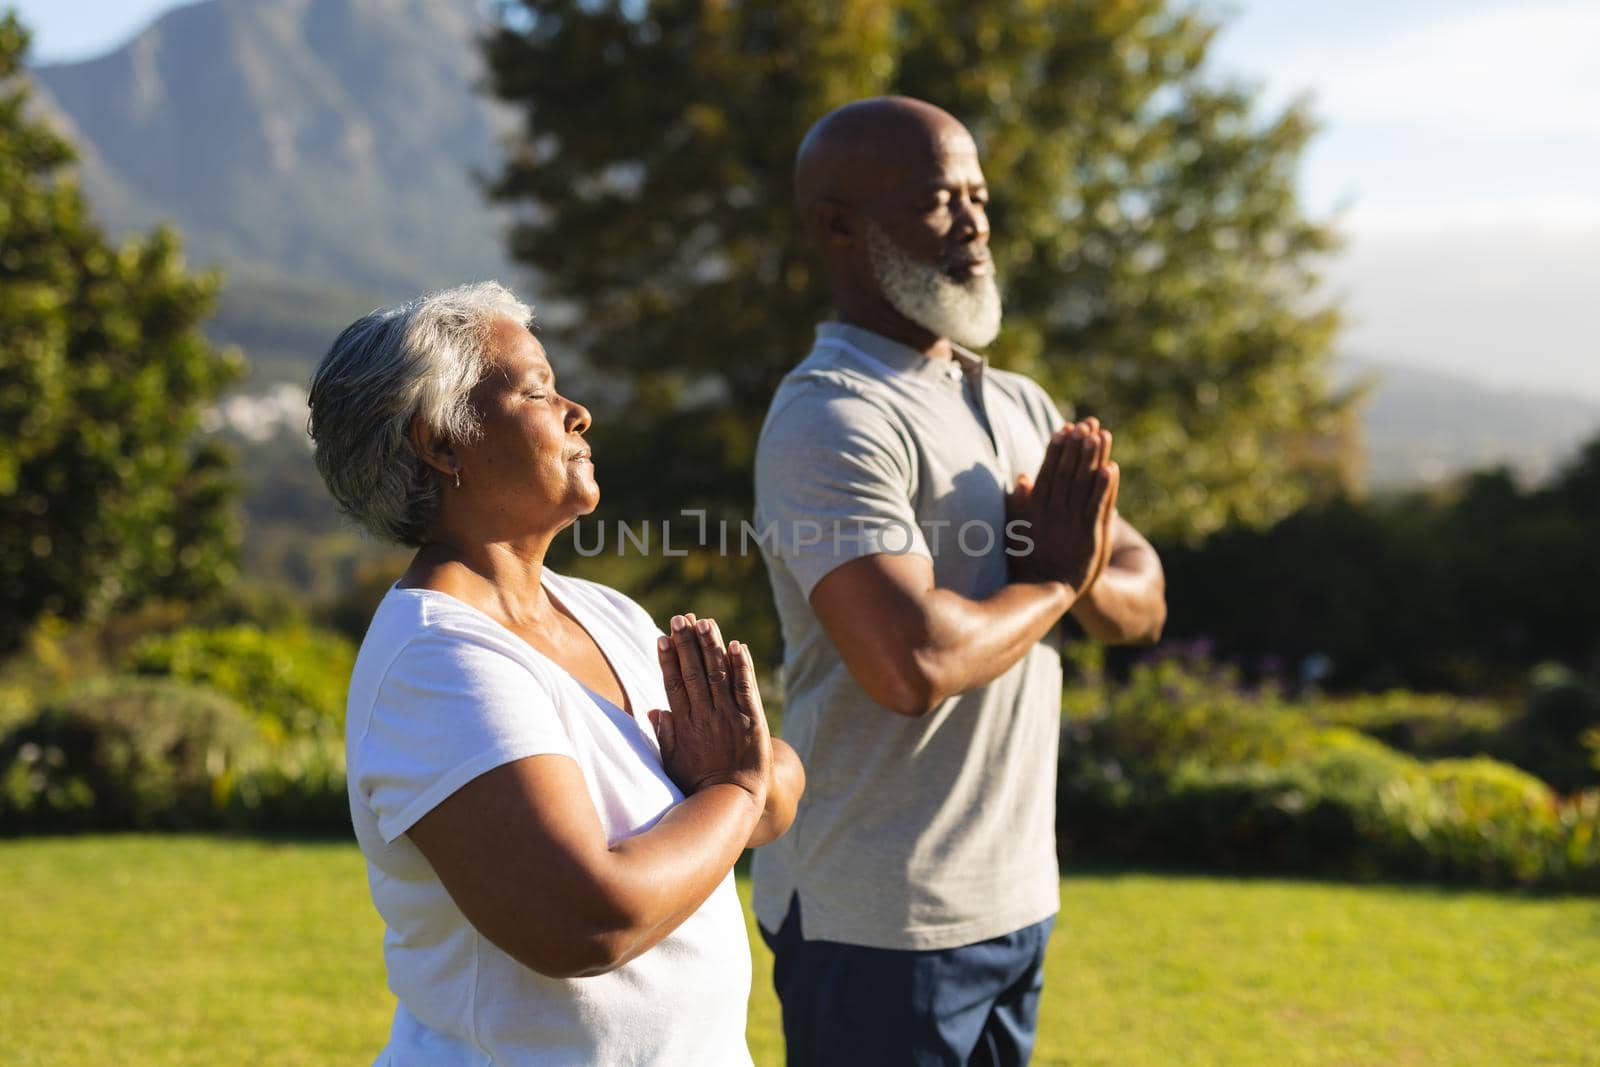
[864,221,1002,350]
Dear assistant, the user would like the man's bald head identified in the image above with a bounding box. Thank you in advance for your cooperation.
[793,96,999,350]
[794,96,976,213]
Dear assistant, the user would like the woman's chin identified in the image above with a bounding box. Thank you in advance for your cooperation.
[574,480,600,515]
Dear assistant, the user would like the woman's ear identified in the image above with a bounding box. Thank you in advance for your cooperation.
[409,414,459,483]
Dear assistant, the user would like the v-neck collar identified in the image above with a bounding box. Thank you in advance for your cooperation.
[394,574,658,751]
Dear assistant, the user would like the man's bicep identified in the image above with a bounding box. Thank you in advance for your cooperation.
[757,392,928,599]
[810,552,935,631]
[808,552,938,703]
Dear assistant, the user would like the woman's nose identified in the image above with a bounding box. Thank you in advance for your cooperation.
[567,399,592,435]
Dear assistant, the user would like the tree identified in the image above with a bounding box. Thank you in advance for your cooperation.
[485,0,1344,653]
[0,13,242,651]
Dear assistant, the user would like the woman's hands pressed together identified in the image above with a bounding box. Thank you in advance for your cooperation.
[651,614,773,812]
[650,614,803,847]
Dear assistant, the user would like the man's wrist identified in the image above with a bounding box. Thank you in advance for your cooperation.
[1013,576,1077,611]
[694,778,768,818]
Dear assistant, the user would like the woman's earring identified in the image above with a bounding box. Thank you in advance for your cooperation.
[453,470,461,490]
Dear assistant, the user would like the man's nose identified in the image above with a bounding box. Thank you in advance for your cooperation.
[954,198,989,243]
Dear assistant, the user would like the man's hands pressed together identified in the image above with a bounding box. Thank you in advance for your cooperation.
[1008,414,1166,646]
[1007,417,1120,598]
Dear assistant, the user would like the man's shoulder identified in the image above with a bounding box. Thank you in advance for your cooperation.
[777,343,896,402]
[761,353,908,446]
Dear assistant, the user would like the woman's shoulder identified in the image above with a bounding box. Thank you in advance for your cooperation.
[353,586,551,693]
[365,585,520,648]
[347,587,568,748]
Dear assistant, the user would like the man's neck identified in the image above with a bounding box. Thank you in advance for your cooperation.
[833,297,953,362]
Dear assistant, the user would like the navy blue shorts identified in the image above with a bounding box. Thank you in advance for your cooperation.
[759,896,1055,1066]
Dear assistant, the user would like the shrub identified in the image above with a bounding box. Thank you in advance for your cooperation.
[227,733,349,833]
[0,674,353,836]
[0,677,262,833]
[126,624,356,740]
[1496,665,1600,792]
[1308,690,1511,759]
[1066,654,1309,773]
[1059,657,1600,891]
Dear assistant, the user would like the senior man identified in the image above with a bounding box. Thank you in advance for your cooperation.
[751,96,1168,1065]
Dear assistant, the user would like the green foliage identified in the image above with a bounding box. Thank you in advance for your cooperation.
[1308,689,1511,759]
[0,677,260,833]
[1060,655,1600,890]
[1496,664,1600,793]
[486,0,1343,655]
[0,13,243,652]
[127,623,357,740]
[161,621,356,834]
[0,611,356,834]
[225,732,349,833]
[1160,439,1600,694]
[0,665,348,836]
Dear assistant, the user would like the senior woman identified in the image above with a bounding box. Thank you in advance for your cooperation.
[308,282,803,1065]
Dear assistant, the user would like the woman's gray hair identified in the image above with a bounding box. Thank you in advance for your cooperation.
[307,281,533,545]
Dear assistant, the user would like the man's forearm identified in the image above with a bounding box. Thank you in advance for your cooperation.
[810,553,1078,717]
[911,579,1076,709]
[1070,542,1166,645]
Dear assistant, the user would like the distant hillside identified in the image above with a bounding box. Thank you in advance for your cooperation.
[1340,356,1600,489]
[31,0,513,300]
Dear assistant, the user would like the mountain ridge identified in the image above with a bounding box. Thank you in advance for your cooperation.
[1340,355,1600,488]
[32,0,514,297]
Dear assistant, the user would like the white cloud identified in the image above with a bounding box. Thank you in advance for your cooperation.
[1323,221,1600,400]
[1254,2,1600,137]
[1344,195,1600,235]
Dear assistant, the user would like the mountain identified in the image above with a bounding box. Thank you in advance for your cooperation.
[31,0,515,307]
[1339,356,1600,489]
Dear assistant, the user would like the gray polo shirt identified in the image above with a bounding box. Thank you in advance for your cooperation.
[751,321,1068,951]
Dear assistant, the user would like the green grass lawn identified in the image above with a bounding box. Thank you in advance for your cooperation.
[2,837,1597,1065]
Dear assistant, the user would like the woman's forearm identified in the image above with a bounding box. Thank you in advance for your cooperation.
[748,739,804,848]
[583,781,765,973]
[407,755,762,981]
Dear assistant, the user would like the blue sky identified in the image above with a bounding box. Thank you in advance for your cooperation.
[13,0,1600,399]
[12,0,178,63]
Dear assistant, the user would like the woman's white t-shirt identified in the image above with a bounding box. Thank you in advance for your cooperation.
[345,570,753,1066]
